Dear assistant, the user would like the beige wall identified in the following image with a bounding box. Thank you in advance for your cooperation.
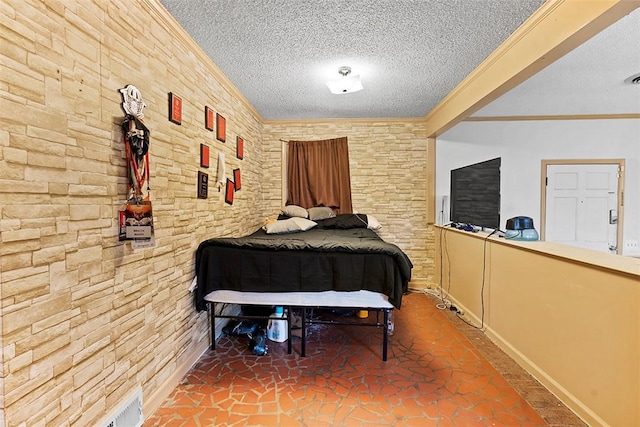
[262,121,433,287]
[435,226,640,427]
[0,1,434,425]
[0,0,265,425]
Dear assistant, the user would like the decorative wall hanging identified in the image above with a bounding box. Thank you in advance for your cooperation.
[216,113,226,142]
[122,115,150,201]
[236,136,244,159]
[119,200,154,240]
[225,178,234,205]
[216,151,226,190]
[168,92,182,125]
[233,168,241,191]
[119,84,154,241]
[198,171,209,199]
[200,144,210,168]
[204,106,214,131]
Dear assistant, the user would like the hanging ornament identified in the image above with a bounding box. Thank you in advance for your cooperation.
[119,84,147,119]
[119,84,151,202]
[119,84,154,242]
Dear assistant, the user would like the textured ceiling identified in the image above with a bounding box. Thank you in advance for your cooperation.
[159,0,544,120]
[473,7,640,117]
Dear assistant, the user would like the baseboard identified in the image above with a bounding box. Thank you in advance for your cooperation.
[444,293,604,427]
[483,327,605,427]
[142,336,209,419]
[143,304,241,420]
[407,278,431,289]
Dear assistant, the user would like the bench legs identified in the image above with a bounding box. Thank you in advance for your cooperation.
[208,303,389,361]
[208,302,292,354]
[299,307,390,361]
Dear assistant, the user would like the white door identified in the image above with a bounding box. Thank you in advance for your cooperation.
[545,164,619,253]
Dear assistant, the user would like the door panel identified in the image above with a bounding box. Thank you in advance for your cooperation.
[551,197,578,241]
[545,164,618,253]
[584,196,608,241]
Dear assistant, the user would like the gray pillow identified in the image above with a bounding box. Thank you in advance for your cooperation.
[366,214,382,230]
[264,217,317,234]
[281,204,308,218]
[308,206,336,221]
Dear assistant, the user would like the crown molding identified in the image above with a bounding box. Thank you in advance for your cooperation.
[262,117,428,126]
[425,0,640,137]
[142,0,263,122]
[465,113,640,122]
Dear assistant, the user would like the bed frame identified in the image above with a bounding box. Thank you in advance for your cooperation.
[204,290,394,361]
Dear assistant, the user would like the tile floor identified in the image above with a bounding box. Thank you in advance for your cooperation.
[145,291,585,426]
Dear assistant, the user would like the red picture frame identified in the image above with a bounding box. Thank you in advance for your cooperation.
[233,168,241,191]
[200,144,210,168]
[204,106,214,131]
[225,178,234,205]
[236,136,244,159]
[216,113,226,142]
[168,92,182,125]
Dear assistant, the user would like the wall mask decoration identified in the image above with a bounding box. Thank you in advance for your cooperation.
[120,84,147,119]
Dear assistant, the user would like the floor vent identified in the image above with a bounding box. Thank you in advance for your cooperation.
[103,389,143,427]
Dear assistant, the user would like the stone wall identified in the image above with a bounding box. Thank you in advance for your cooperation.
[0,0,263,425]
[262,121,433,287]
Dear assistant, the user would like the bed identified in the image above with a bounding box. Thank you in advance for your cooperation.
[194,212,413,360]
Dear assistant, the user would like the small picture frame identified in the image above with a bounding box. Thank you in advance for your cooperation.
[233,168,241,191]
[168,92,182,125]
[236,136,244,159]
[197,171,208,199]
[200,144,210,168]
[225,178,234,205]
[204,106,214,131]
[216,113,226,142]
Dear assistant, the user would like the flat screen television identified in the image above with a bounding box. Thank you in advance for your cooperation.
[450,157,501,229]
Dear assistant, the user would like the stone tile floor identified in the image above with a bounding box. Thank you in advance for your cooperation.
[145,291,586,426]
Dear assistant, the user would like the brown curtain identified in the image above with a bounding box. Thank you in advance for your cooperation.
[286,137,353,214]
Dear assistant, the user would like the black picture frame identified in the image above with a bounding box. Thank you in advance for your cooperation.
[168,92,182,125]
[225,178,234,205]
[197,171,208,199]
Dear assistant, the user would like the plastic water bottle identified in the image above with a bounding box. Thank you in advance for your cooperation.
[267,306,288,342]
[387,311,394,336]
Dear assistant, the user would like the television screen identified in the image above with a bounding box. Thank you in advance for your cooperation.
[450,158,501,229]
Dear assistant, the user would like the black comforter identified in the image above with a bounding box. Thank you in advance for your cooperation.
[194,215,413,311]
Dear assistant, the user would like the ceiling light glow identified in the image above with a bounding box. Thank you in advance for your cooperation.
[326,66,363,94]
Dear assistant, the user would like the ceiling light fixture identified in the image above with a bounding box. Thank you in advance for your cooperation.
[326,66,363,94]
[624,72,640,85]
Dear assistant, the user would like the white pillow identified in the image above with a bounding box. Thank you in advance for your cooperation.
[281,204,308,218]
[366,215,382,230]
[308,206,336,221]
[264,217,317,234]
